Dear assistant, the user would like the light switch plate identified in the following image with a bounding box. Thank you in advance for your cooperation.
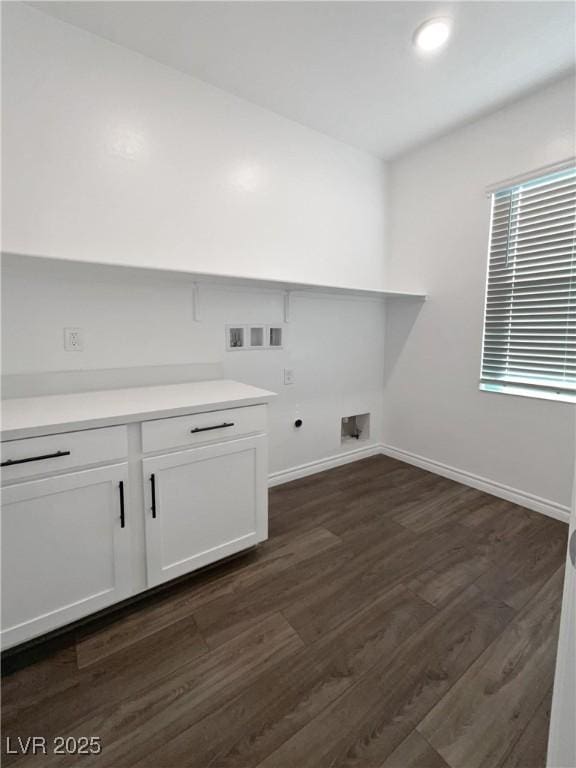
[283,368,295,385]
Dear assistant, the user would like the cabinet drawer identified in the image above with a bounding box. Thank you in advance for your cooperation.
[1,426,128,483]
[142,405,266,453]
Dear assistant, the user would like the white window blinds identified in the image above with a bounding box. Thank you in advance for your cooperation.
[480,166,576,402]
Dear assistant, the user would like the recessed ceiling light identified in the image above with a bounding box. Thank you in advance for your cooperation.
[413,17,453,54]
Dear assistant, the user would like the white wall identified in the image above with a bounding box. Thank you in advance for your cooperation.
[384,75,576,509]
[3,4,572,509]
[1,3,386,290]
[1,256,385,476]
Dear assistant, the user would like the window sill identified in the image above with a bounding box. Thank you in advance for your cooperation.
[479,383,576,404]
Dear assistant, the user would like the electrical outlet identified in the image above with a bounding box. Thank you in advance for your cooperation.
[64,327,84,352]
[283,368,295,385]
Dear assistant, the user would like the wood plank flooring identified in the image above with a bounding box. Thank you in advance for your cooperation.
[1,455,568,768]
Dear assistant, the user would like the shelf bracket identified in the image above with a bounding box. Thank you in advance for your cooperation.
[283,291,292,323]
[192,282,201,322]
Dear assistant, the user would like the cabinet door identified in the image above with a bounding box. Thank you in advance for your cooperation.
[143,436,267,587]
[1,464,131,649]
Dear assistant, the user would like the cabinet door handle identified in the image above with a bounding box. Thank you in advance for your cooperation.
[119,481,126,529]
[1,450,71,467]
[190,422,234,434]
[150,473,157,518]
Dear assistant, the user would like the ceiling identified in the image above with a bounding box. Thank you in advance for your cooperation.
[29,1,576,158]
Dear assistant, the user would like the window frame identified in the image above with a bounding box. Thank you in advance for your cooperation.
[479,162,576,405]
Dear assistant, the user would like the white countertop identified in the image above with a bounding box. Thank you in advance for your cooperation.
[1,380,277,441]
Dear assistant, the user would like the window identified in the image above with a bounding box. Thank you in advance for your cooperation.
[480,165,576,403]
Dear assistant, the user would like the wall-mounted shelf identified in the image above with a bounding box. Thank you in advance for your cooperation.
[2,253,427,303]
[3,252,426,327]
[182,268,427,302]
[186,269,426,322]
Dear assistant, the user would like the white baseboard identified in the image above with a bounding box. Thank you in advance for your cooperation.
[268,444,381,487]
[268,441,570,525]
[380,443,570,525]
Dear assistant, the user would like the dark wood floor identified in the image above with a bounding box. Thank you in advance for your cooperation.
[1,456,568,768]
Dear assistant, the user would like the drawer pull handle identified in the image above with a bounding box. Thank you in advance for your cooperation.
[119,481,126,529]
[1,450,71,467]
[190,422,235,434]
[150,473,157,519]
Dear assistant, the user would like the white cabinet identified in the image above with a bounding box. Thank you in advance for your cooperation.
[1,382,273,649]
[143,436,267,587]
[1,464,131,648]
